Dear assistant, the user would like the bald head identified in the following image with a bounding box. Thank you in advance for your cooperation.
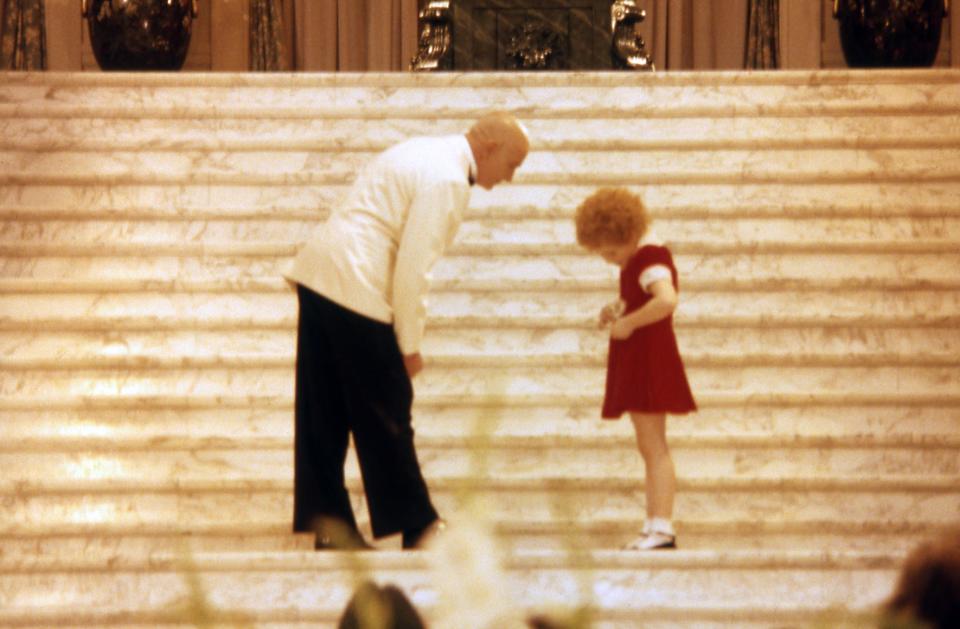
[467,112,530,149]
[466,112,530,190]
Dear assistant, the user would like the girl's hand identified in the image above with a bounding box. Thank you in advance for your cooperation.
[610,317,634,340]
[598,300,625,328]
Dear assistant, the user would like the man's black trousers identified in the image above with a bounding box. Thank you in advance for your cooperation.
[293,284,439,539]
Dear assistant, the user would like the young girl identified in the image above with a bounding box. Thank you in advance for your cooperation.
[574,187,697,550]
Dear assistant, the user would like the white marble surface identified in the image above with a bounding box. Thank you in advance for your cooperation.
[1,364,958,404]
[4,250,958,288]
[4,216,960,248]
[3,326,956,372]
[1,70,959,122]
[3,288,958,330]
[1,69,959,627]
[3,182,960,220]
[3,115,960,152]
[3,403,958,446]
[0,442,954,495]
[3,68,959,86]
[1,480,954,533]
[0,549,903,617]
[3,147,959,187]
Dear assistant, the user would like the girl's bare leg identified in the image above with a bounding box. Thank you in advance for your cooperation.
[629,412,675,521]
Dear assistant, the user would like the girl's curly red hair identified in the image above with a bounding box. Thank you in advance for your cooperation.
[574,187,650,249]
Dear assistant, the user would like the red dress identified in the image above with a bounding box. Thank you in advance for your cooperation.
[602,245,697,419]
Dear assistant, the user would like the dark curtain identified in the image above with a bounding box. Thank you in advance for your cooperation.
[745,0,779,69]
[250,0,286,71]
[0,0,46,70]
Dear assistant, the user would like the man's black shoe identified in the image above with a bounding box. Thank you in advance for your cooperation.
[315,532,374,551]
[401,518,447,550]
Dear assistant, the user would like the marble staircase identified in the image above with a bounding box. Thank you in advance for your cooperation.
[1,70,959,628]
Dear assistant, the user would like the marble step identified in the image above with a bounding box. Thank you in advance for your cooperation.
[3,274,957,296]
[486,519,955,554]
[2,404,958,445]
[1,68,952,629]
[7,237,956,257]
[0,620,891,629]
[0,370,951,410]
[2,327,957,370]
[4,115,960,153]
[4,182,960,219]
[3,147,959,187]
[1,439,956,491]
[2,289,958,332]
[0,549,903,625]
[1,364,957,402]
[5,67,958,87]
[3,519,948,566]
[0,510,949,554]
[3,392,956,417]
[0,612,894,629]
[6,215,960,247]
[1,68,958,116]
[3,348,953,370]
[0,532,314,563]
[0,610,884,629]
[3,479,956,532]
[3,429,955,463]
[2,251,958,287]
[434,252,960,287]
[453,216,960,249]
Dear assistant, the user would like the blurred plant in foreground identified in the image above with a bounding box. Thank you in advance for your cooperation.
[425,381,596,629]
[176,541,253,629]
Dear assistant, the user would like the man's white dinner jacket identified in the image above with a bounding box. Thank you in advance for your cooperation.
[285,134,476,355]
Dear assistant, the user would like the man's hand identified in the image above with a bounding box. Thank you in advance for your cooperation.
[403,353,424,378]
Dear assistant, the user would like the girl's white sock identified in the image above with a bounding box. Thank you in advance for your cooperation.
[645,517,675,536]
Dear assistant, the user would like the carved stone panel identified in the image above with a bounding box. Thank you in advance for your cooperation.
[451,0,613,70]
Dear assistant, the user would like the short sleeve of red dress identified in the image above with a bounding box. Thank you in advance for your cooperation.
[601,245,697,419]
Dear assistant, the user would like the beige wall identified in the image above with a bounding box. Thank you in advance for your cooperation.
[44,0,82,70]
[779,0,822,68]
[211,0,249,71]
[44,0,959,72]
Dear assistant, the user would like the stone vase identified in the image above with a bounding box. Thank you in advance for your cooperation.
[834,0,947,67]
[83,0,198,71]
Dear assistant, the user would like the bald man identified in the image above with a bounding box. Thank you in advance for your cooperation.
[285,113,529,550]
